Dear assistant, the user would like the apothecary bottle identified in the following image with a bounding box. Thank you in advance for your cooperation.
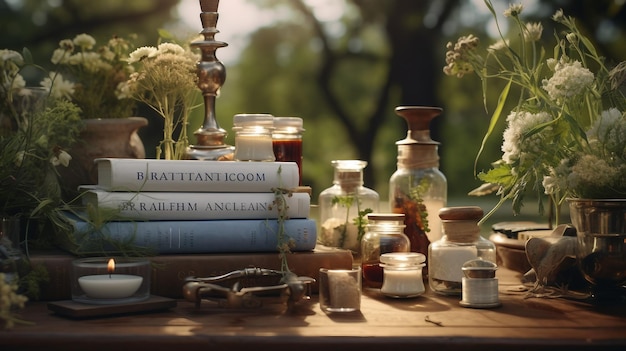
[389,106,447,273]
[232,113,275,162]
[360,213,410,290]
[272,117,304,184]
[428,206,496,296]
[318,160,380,257]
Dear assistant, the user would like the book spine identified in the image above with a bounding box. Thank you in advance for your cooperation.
[71,218,318,254]
[96,158,300,192]
[85,190,310,220]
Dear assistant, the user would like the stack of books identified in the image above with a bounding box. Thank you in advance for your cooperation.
[66,158,317,254]
[35,158,353,300]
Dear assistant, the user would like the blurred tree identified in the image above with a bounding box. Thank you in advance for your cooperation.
[225,0,626,203]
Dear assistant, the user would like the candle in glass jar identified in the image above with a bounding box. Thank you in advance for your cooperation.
[233,114,275,162]
[77,258,143,299]
[272,117,304,183]
[380,252,426,298]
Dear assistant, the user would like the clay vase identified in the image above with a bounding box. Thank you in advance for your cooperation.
[58,117,148,201]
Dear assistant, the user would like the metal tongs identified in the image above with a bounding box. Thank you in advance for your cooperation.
[182,267,315,309]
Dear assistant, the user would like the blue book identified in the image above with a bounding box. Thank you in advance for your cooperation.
[63,213,317,254]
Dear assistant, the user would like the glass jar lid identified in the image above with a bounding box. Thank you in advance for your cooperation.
[380,252,425,267]
[233,113,275,129]
[273,117,305,132]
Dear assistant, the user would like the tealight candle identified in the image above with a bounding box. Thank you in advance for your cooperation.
[72,257,150,304]
[78,259,143,299]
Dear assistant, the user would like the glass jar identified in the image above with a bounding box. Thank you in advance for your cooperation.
[360,213,410,290]
[380,252,425,298]
[318,160,379,257]
[272,117,304,184]
[428,206,496,296]
[389,106,447,275]
[232,114,275,162]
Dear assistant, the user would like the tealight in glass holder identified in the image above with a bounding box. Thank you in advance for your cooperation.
[71,257,151,305]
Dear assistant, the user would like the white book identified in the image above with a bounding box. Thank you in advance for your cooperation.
[95,158,300,192]
[82,188,310,221]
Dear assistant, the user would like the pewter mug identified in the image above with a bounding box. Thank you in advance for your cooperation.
[568,199,626,288]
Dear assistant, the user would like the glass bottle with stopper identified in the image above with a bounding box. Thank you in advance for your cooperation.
[389,106,447,275]
[318,160,379,258]
[428,206,496,296]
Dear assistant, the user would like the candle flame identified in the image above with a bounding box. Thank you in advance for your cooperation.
[107,258,115,274]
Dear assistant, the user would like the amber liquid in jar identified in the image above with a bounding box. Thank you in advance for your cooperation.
[362,262,384,289]
[273,139,303,182]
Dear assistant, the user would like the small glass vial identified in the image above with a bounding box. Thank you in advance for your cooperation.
[232,114,275,162]
[318,160,379,257]
[428,206,496,296]
[272,117,304,184]
[380,252,425,298]
[360,213,410,290]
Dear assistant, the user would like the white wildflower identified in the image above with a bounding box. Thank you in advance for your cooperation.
[501,111,552,164]
[40,72,75,100]
[488,39,509,52]
[566,32,578,44]
[542,60,594,104]
[8,74,25,91]
[73,33,96,50]
[157,42,185,56]
[128,46,157,64]
[51,149,72,167]
[571,154,618,189]
[0,49,23,66]
[587,108,626,155]
[504,3,524,18]
[524,22,543,42]
[552,9,565,22]
[50,48,69,65]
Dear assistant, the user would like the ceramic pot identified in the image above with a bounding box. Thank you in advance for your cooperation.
[58,117,148,200]
[568,198,626,289]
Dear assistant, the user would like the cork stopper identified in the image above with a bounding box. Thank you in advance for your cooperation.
[438,206,483,221]
[439,206,483,243]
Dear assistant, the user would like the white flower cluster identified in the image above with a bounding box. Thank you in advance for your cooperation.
[542,59,594,104]
[501,111,552,165]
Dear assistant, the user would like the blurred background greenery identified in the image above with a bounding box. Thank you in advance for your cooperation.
[2,0,625,228]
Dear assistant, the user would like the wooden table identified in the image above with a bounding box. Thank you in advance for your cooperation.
[2,269,625,351]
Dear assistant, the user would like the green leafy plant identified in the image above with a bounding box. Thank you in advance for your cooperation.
[445,0,626,223]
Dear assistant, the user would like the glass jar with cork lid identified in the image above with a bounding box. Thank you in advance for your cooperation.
[428,206,496,295]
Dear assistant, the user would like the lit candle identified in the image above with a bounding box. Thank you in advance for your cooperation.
[77,258,143,299]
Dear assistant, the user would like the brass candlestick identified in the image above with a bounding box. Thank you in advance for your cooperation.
[186,0,235,160]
